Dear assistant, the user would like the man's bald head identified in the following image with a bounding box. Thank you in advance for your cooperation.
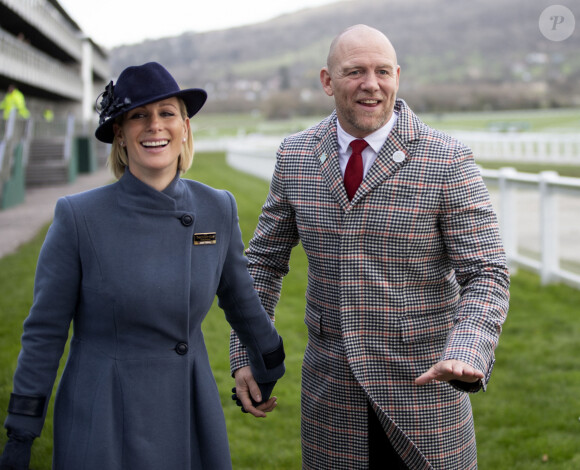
[326,25,397,74]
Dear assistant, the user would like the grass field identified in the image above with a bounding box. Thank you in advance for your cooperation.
[1,151,580,469]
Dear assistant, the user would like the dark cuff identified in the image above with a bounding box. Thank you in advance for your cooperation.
[449,379,483,393]
[8,393,47,418]
[262,337,285,369]
[6,427,36,442]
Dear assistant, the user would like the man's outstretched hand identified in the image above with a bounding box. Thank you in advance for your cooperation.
[415,359,484,386]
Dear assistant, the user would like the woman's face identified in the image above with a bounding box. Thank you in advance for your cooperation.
[114,97,189,183]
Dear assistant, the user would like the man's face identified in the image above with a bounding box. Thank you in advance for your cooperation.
[320,28,400,138]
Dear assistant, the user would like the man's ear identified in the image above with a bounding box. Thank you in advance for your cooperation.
[320,68,334,97]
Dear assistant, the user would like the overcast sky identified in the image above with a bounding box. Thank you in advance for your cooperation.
[58,0,343,49]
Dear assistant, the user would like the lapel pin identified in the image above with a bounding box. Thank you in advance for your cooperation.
[392,150,406,163]
[319,153,327,164]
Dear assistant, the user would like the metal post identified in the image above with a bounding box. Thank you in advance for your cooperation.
[81,38,93,134]
[498,167,518,271]
[539,171,559,285]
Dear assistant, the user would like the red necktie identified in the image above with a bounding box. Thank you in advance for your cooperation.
[344,139,368,200]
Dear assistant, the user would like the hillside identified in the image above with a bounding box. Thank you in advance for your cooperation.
[109,0,580,114]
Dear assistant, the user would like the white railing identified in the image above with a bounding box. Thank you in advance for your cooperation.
[224,136,279,180]
[454,131,580,164]
[480,167,580,289]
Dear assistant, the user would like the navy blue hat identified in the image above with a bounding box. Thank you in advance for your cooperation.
[95,62,207,143]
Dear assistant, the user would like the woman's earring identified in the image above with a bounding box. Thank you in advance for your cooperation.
[120,141,125,147]
[182,137,186,143]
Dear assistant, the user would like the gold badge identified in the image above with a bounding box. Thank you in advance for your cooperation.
[193,232,216,245]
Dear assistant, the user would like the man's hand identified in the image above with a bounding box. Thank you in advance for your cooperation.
[415,359,484,386]
[233,366,277,417]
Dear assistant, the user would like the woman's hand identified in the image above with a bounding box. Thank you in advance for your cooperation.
[233,366,278,417]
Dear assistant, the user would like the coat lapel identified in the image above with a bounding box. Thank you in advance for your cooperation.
[312,113,352,211]
[353,99,420,203]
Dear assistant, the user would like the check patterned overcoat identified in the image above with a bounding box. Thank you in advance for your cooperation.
[5,170,285,470]
[231,99,510,469]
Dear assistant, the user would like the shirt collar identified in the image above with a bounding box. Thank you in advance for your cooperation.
[336,111,399,155]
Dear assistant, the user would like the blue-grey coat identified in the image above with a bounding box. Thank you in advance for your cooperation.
[5,170,285,470]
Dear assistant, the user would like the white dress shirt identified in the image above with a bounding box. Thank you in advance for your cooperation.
[336,112,399,178]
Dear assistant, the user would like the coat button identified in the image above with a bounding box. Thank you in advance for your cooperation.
[180,214,193,226]
[175,342,188,355]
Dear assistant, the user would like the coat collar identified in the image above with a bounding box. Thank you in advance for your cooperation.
[117,169,189,211]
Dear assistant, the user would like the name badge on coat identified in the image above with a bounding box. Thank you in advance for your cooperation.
[193,233,217,245]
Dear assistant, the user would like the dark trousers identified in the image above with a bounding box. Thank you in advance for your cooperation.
[368,405,408,469]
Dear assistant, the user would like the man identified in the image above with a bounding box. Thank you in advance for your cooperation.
[0,85,30,120]
[232,25,509,469]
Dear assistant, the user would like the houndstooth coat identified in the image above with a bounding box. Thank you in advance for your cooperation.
[230,99,509,469]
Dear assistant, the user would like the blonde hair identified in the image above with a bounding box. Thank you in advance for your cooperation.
[107,98,194,179]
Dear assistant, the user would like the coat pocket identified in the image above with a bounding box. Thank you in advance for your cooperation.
[304,304,322,336]
[399,307,454,344]
[305,304,343,338]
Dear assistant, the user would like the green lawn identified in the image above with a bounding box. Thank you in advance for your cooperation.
[1,152,580,468]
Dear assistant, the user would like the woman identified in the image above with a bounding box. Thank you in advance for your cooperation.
[0,62,285,470]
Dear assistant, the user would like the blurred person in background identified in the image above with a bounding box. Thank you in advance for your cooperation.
[0,85,30,120]
[42,108,54,123]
